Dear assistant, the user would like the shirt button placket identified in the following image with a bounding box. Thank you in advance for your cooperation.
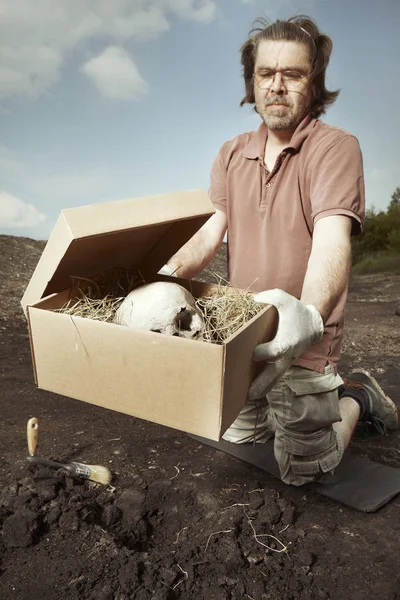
[262,177,271,207]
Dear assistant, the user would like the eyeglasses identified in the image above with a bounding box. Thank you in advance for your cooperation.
[253,69,308,90]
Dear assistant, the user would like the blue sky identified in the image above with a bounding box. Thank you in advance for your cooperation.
[1,0,399,240]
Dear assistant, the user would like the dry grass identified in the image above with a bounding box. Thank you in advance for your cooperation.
[57,268,263,344]
[56,267,144,323]
[194,275,262,343]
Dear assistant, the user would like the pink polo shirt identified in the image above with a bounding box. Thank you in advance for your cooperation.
[209,114,365,373]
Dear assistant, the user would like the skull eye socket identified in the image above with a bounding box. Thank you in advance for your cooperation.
[175,308,193,331]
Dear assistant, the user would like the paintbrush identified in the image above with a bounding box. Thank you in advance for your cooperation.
[27,455,112,485]
[26,417,111,485]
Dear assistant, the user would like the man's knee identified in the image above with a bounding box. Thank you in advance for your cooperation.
[275,427,344,486]
[267,365,344,485]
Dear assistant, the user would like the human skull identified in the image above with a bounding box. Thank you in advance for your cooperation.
[114,281,204,340]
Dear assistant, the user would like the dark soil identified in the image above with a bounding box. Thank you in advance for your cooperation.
[1,234,400,600]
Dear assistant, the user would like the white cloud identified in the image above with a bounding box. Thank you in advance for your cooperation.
[81,46,148,100]
[0,0,217,100]
[0,192,46,228]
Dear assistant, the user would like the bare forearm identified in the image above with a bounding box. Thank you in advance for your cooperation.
[301,242,351,323]
[165,210,227,279]
[166,235,219,278]
[301,216,353,323]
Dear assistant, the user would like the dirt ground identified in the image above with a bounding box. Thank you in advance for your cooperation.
[1,234,400,600]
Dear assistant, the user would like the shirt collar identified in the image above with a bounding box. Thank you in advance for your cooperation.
[242,113,317,160]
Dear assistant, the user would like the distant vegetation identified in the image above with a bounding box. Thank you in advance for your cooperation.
[352,187,400,275]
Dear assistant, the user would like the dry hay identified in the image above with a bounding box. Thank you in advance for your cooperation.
[57,268,263,344]
[194,275,262,343]
[56,267,144,323]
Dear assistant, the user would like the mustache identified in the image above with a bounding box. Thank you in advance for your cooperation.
[264,96,291,107]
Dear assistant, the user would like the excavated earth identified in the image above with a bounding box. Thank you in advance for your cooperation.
[0,234,400,600]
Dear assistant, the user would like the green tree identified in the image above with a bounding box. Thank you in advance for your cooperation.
[389,187,400,210]
[386,228,400,253]
[351,186,400,264]
[387,187,400,235]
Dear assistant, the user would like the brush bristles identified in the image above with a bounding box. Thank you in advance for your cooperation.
[85,464,112,485]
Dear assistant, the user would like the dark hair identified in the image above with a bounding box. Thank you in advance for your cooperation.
[240,15,339,118]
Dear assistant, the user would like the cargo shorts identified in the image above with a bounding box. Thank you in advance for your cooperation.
[222,365,345,486]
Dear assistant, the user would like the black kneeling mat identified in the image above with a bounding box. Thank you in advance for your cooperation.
[189,435,400,512]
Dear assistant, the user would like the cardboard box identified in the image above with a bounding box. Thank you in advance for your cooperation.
[21,190,276,440]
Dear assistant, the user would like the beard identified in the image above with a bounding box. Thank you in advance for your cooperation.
[257,94,308,131]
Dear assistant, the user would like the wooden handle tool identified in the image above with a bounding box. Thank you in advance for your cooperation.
[27,455,111,485]
[27,417,39,456]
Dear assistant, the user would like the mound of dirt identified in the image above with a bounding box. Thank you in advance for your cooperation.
[0,235,45,324]
[0,463,331,600]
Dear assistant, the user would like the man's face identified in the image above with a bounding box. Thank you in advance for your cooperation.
[254,40,312,131]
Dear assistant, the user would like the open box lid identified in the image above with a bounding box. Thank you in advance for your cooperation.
[21,189,215,314]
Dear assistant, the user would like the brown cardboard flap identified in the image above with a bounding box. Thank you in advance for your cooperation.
[21,213,74,314]
[43,223,170,298]
[62,190,213,237]
[21,189,214,314]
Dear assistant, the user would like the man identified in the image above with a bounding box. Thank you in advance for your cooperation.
[160,16,398,486]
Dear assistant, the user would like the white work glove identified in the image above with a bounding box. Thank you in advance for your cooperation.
[157,264,178,277]
[248,289,324,401]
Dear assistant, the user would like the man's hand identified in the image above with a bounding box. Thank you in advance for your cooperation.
[248,289,324,400]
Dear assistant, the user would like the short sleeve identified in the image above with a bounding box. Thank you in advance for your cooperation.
[309,134,365,235]
[208,144,228,214]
